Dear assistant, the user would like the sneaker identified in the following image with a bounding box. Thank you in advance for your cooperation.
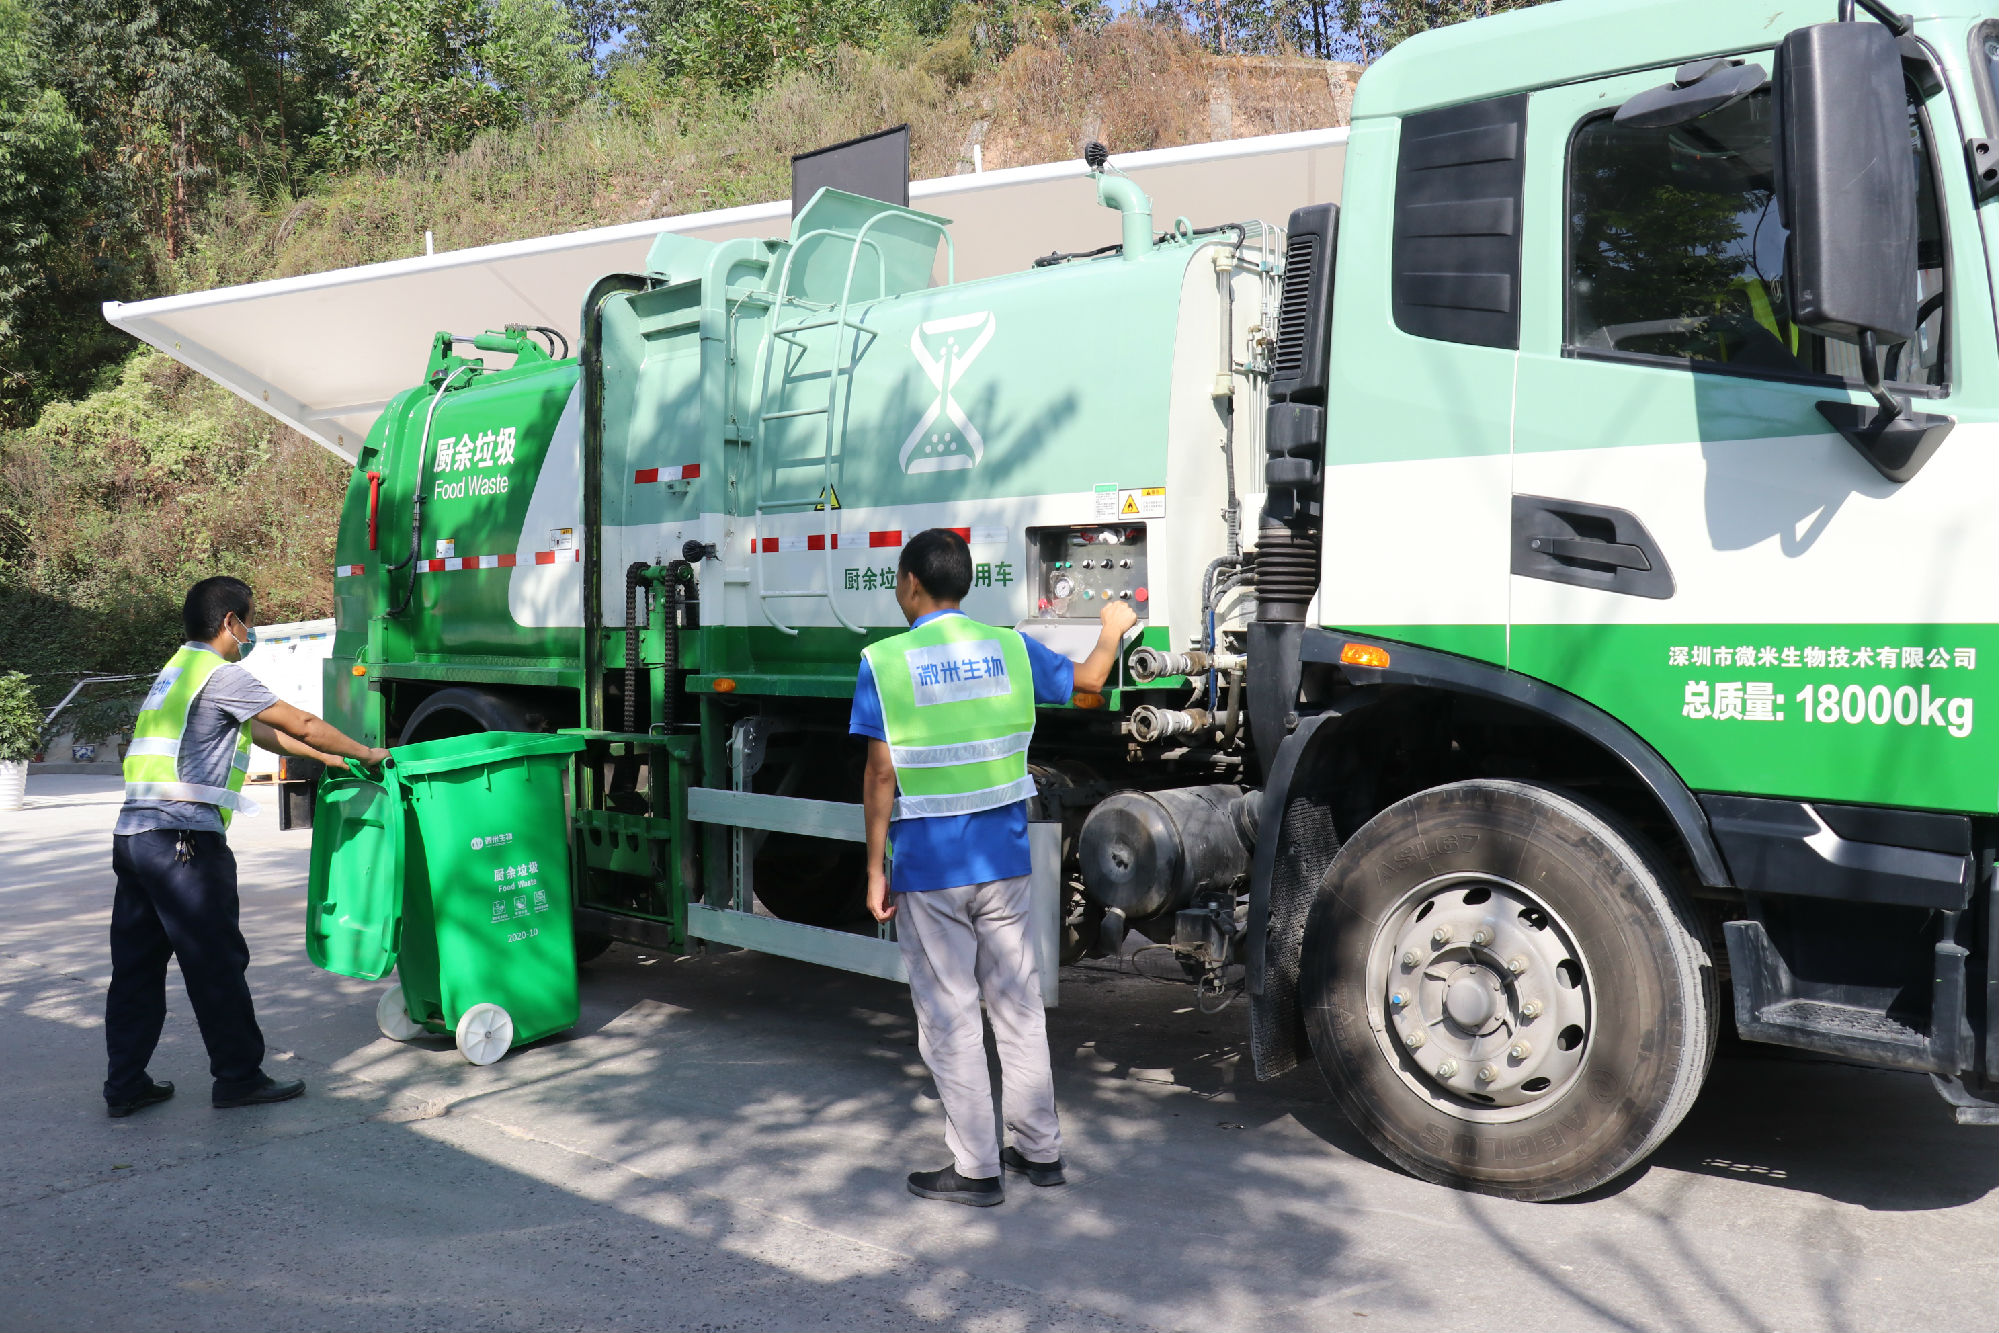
[906,1165,1004,1207]
[212,1075,306,1109]
[106,1080,175,1118]
[1001,1145,1066,1187]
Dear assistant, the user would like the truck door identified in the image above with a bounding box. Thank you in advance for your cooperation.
[1507,54,1999,814]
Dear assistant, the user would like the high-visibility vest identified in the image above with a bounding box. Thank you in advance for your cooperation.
[1738,277,1799,354]
[863,613,1038,821]
[122,646,259,826]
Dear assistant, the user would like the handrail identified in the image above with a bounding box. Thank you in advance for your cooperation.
[747,213,957,636]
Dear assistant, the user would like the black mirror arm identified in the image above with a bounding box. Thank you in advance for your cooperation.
[1856,331,1902,417]
[1839,0,1913,35]
[1817,330,1955,483]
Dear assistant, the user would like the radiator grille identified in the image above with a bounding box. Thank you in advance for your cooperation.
[1271,234,1317,380]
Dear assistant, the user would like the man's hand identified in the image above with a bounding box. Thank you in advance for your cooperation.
[1073,599,1140,696]
[254,700,390,770]
[862,738,897,922]
[250,721,388,773]
[867,865,895,922]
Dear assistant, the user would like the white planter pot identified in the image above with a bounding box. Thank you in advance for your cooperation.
[0,760,26,812]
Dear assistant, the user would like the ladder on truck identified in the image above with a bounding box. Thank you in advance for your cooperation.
[746,212,955,635]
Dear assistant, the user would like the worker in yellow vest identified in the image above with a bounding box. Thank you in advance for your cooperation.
[106,577,387,1118]
[852,529,1135,1205]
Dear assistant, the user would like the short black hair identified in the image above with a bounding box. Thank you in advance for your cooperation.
[899,528,972,602]
[183,577,254,641]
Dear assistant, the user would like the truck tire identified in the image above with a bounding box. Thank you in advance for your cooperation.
[399,687,534,745]
[1298,779,1714,1201]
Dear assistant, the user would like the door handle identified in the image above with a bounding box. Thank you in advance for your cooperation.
[1512,495,1674,599]
[1528,535,1651,571]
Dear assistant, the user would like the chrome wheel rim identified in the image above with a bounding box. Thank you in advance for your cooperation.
[1365,872,1595,1124]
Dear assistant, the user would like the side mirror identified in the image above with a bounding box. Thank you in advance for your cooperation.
[1778,20,1952,483]
[1776,21,1917,345]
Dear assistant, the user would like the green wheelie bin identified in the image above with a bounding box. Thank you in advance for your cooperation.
[307,731,586,1064]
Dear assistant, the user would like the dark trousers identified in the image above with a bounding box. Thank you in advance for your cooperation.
[105,830,266,1101]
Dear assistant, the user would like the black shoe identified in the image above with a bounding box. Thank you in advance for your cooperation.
[106,1080,175,1118]
[906,1165,1004,1207]
[212,1075,305,1109]
[1001,1145,1067,1187]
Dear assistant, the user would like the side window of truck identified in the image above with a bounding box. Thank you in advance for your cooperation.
[1565,82,1946,389]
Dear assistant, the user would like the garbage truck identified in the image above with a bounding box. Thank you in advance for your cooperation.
[311,0,1999,1199]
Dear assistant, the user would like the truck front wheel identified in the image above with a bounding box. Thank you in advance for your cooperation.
[1299,779,1714,1201]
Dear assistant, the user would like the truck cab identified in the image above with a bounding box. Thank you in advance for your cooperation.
[1249,0,1999,1198]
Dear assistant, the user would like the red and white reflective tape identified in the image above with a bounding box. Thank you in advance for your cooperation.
[334,564,365,577]
[634,463,701,484]
[757,529,904,554]
[420,553,519,573]
[532,548,582,565]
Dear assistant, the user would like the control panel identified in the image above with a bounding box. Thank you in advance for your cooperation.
[1028,525,1149,620]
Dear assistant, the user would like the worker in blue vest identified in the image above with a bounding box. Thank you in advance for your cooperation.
[851,528,1136,1205]
[106,576,387,1118]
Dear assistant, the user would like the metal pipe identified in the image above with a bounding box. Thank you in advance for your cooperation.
[1219,669,1244,747]
[1094,173,1154,260]
[1130,705,1214,744]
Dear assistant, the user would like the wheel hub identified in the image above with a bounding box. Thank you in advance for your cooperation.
[1373,875,1593,1117]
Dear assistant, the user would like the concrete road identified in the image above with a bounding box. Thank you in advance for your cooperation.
[0,775,1992,1333]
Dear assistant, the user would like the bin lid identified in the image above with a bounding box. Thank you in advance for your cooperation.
[307,769,405,980]
[391,730,586,778]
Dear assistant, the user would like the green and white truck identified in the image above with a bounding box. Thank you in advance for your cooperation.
[311,0,1999,1199]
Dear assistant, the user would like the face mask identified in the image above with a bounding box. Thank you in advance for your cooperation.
[230,620,257,660]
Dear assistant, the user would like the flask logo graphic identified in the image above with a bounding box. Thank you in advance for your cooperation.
[901,311,995,474]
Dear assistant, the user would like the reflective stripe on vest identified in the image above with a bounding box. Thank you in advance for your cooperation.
[122,646,259,826]
[862,615,1037,822]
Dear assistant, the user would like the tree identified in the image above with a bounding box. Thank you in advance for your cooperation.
[1332,0,1550,63]
[487,0,593,121]
[0,0,89,421]
[316,0,593,168]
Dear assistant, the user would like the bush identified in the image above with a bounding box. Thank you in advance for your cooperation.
[0,670,40,762]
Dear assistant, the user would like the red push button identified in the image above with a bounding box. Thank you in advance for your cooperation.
[1135,587,1149,603]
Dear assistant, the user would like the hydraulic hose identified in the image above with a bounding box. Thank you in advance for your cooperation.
[387,364,477,616]
[623,561,648,735]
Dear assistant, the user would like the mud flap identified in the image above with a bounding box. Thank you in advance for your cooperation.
[1245,712,1345,1079]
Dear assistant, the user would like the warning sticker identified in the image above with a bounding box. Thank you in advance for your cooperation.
[547,527,577,552]
[434,538,456,559]
[1117,487,1166,519]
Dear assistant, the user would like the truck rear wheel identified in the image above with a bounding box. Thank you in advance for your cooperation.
[1299,779,1714,1201]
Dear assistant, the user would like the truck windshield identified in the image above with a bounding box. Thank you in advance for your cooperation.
[1567,84,1945,388]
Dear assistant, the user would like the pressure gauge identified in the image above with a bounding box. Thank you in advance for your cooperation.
[1051,574,1075,600]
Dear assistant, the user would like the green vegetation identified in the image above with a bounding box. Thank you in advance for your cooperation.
[0,0,1545,721]
[0,670,37,761]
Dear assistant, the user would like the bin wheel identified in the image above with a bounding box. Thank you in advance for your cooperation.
[455,1003,515,1065]
[376,985,425,1043]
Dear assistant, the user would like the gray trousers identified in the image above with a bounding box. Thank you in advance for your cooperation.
[896,874,1061,1178]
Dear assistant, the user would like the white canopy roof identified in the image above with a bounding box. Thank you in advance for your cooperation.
[104,127,1347,460]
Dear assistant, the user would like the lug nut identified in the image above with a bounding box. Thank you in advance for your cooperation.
[1432,925,1454,947]
[1509,1041,1532,1060]
[1520,999,1543,1020]
[1405,1028,1426,1049]
[1506,956,1528,975]
[1471,928,1491,946]
[1477,1064,1497,1083]
[1401,950,1420,968]
[1389,992,1407,1009]
[1436,1059,1458,1079]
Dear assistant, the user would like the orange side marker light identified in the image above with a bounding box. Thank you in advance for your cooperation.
[1339,643,1391,669]
[713,677,738,694]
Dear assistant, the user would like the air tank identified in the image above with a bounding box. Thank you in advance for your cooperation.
[1077,784,1249,921]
